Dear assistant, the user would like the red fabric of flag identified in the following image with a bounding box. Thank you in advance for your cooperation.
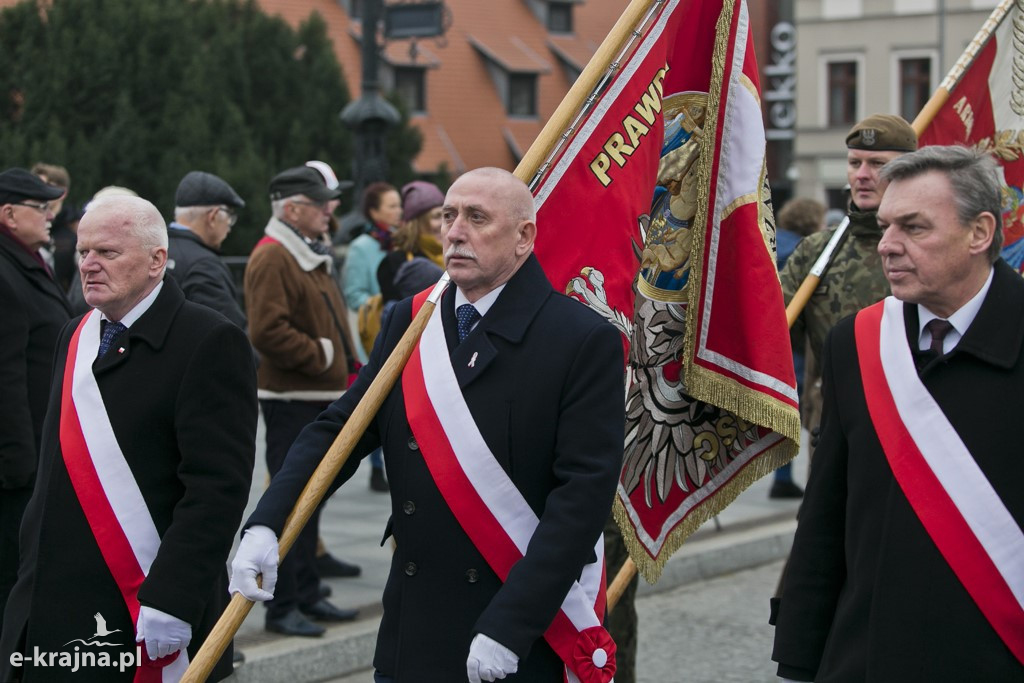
[533,0,800,582]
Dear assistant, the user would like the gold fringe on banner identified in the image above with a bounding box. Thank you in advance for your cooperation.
[615,436,795,584]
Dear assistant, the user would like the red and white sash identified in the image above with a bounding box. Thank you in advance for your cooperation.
[59,310,189,682]
[855,298,1024,665]
[402,289,616,683]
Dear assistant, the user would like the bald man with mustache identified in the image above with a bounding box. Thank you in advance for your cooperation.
[232,168,625,682]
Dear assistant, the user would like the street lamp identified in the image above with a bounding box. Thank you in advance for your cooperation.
[340,0,401,201]
[339,0,448,238]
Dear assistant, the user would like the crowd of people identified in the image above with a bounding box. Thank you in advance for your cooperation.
[0,114,1022,682]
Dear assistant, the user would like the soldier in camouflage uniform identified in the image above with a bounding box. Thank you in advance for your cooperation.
[780,114,917,434]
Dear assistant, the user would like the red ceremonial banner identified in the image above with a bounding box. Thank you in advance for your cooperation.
[918,0,1024,271]
[532,0,800,582]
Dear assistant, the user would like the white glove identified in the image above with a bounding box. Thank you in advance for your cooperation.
[467,633,518,682]
[135,606,192,660]
[228,525,279,601]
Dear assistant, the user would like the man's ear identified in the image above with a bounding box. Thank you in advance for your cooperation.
[968,212,996,257]
[516,220,537,256]
[150,246,168,276]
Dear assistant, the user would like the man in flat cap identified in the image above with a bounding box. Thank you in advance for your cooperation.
[167,171,247,330]
[0,169,69,624]
[243,166,361,637]
[778,114,917,446]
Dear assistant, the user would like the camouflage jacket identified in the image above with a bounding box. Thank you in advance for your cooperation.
[779,208,891,361]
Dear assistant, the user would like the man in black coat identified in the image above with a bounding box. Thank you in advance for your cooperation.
[231,167,625,682]
[772,146,1024,681]
[0,169,69,624]
[0,195,257,682]
[166,170,247,330]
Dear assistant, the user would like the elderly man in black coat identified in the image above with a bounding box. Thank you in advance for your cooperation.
[166,170,247,330]
[0,169,69,624]
[0,195,257,682]
[231,167,625,682]
[772,146,1024,681]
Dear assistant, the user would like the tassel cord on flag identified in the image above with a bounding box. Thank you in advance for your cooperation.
[181,276,451,683]
[784,0,1015,330]
[516,0,665,189]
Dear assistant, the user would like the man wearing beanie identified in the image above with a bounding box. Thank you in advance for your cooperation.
[167,171,248,330]
[778,114,917,445]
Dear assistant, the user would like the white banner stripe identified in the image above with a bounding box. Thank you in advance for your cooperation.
[70,311,191,678]
[879,297,1024,609]
[417,306,602,632]
[72,311,162,574]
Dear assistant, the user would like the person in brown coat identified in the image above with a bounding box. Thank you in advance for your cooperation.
[243,166,361,637]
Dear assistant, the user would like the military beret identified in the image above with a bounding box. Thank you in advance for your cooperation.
[175,171,245,209]
[269,166,351,202]
[846,114,917,152]
[0,168,66,206]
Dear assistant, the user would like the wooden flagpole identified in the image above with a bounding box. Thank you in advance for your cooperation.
[182,2,661,680]
[912,0,1014,134]
[181,274,450,682]
[513,0,661,185]
[784,0,1016,330]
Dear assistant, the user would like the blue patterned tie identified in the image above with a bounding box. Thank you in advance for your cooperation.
[456,304,481,343]
[98,321,127,358]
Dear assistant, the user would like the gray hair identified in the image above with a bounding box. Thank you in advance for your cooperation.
[86,195,168,250]
[174,205,215,224]
[271,195,309,220]
[881,145,1004,262]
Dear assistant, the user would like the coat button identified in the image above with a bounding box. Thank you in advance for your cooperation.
[402,500,416,515]
[408,437,419,451]
[405,562,418,576]
[465,568,479,583]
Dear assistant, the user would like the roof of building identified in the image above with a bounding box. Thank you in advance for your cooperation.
[257,0,623,175]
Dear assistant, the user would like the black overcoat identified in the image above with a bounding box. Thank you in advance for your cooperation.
[0,278,257,682]
[0,232,71,489]
[248,255,625,681]
[772,259,1024,681]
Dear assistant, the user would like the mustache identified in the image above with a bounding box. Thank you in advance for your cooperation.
[445,245,477,260]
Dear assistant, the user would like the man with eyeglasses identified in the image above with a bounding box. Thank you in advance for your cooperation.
[243,166,361,637]
[166,171,247,330]
[0,168,70,624]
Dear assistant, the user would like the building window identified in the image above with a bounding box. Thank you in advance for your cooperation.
[394,67,426,114]
[508,73,537,117]
[899,57,931,122]
[548,2,573,33]
[827,61,858,127]
[346,0,362,19]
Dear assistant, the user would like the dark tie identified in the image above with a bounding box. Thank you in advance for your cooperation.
[926,318,954,355]
[98,320,127,358]
[456,304,481,343]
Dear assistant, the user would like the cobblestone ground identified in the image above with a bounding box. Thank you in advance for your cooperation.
[634,559,783,682]
[327,559,787,682]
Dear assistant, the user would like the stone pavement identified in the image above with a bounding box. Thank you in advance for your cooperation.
[221,420,808,683]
